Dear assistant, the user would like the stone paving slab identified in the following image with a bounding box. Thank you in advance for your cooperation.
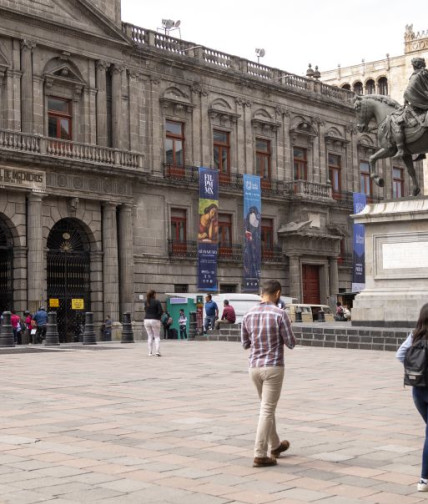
[0,341,427,503]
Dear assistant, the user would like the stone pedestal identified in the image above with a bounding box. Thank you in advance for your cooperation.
[352,197,428,328]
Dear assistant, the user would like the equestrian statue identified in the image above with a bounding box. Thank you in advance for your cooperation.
[354,57,428,196]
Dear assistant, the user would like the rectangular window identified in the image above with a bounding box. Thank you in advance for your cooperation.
[171,208,187,254]
[360,161,372,199]
[218,213,232,257]
[261,218,274,259]
[174,284,188,293]
[165,120,185,177]
[328,153,341,198]
[393,167,404,198]
[256,138,271,188]
[48,97,72,140]
[214,130,230,183]
[293,147,307,180]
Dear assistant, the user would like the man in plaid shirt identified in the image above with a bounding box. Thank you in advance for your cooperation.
[241,280,296,467]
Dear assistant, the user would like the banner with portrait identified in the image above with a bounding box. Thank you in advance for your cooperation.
[352,192,366,292]
[243,174,261,292]
[197,167,219,291]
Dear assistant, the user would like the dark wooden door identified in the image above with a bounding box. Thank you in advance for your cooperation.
[302,264,320,304]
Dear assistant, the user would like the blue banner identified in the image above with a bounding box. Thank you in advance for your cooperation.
[243,174,261,292]
[197,167,219,291]
[352,192,366,292]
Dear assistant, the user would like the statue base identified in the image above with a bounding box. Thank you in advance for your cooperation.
[352,197,428,328]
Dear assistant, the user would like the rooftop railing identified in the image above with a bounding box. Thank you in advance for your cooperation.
[123,23,355,105]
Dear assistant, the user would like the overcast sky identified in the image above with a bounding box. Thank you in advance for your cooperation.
[121,0,427,76]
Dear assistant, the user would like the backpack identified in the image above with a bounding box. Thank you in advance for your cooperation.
[404,339,428,387]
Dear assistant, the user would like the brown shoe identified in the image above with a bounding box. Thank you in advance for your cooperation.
[271,440,290,458]
[253,456,277,467]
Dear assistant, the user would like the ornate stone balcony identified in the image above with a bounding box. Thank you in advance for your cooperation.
[284,180,333,199]
[0,129,144,170]
[123,23,355,105]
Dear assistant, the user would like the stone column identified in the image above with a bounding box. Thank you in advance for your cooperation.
[21,40,36,133]
[102,202,119,322]
[244,101,253,174]
[111,64,123,149]
[329,256,339,303]
[288,255,301,301]
[128,71,140,153]
[27,192,44,313]
[118,204,134,315]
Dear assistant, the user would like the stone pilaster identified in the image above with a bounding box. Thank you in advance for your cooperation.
[118,204,134,315]
[13,246,27,313]
[288,255,301,301]
[96,60,108,146]
[27,192,44,313]
[128,71,140,152]
[149,77,162,174]
[111,64,123,149]
[102,202,119,321]
[21,40,36,133]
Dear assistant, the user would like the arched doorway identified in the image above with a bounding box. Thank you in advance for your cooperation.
[47,218,91,342]
[0,219,13,312]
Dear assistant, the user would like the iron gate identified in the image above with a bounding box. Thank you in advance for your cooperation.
[0,220,13,313]
[47,219,90,343]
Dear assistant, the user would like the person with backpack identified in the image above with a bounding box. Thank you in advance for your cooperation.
[144,290,163,357]
[397,303,428,492]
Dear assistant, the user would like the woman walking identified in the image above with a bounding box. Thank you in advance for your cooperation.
[144,290,163,357]
[397,303,428,492]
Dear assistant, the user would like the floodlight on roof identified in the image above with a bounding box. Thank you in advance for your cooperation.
[255,48,265,63]
[158,18,182,38]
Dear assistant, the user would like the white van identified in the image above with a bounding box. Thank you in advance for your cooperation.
[165,292,261,325]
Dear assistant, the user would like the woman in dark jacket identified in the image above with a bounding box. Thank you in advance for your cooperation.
[144,289,163,356]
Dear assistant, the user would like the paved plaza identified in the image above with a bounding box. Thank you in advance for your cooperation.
[0,340,426,503]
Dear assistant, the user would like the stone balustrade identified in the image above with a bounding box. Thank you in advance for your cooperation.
[284,180,333,199]
[0,130,144,170]
[123,23,355,105]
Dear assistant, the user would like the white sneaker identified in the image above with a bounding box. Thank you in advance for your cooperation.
[148,352,153,356]
[417,479,428,492]
[156,352,161,357]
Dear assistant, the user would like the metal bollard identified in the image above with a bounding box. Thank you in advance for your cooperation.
[121,312,134,343]
[83,312,97,345]
[295,308,303,323]
[0,311,15,347]
[189,312,197,339]
[317,309,325,322]
[45,312,60,346]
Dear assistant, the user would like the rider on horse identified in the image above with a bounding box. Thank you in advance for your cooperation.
[391,57,428,158]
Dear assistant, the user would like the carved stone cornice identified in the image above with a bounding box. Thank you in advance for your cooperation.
[208,107,240,124]
[251,117,281,133]
[160,97,195,114]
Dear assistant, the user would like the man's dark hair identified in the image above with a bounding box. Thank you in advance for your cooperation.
[224,300,229,306]
[206,294,212,300]
[261,280,281,296]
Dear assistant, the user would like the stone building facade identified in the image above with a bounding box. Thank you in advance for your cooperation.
[0,0,417,340]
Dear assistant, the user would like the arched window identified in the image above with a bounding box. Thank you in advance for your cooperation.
[378,77,388,95]
[365,79,375,94]
[341,83,351,90]
[353,82,363,95]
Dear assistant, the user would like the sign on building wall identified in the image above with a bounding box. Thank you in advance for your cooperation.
[0,167,46,191]
[352,192,366,292]
[243,174,261,292]
[197,167,218,291]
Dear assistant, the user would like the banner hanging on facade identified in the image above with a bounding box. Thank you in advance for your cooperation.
[197,167,219,291]
[243,174,261,292]
[352,192,366,292]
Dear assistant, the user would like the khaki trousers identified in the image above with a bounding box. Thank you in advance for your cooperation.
[250,366,284,458]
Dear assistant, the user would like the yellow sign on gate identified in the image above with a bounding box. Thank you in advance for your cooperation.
[71,299,84,310]
[49,298,59,308]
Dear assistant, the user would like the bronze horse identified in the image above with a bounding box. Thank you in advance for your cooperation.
[354,94,428,196]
